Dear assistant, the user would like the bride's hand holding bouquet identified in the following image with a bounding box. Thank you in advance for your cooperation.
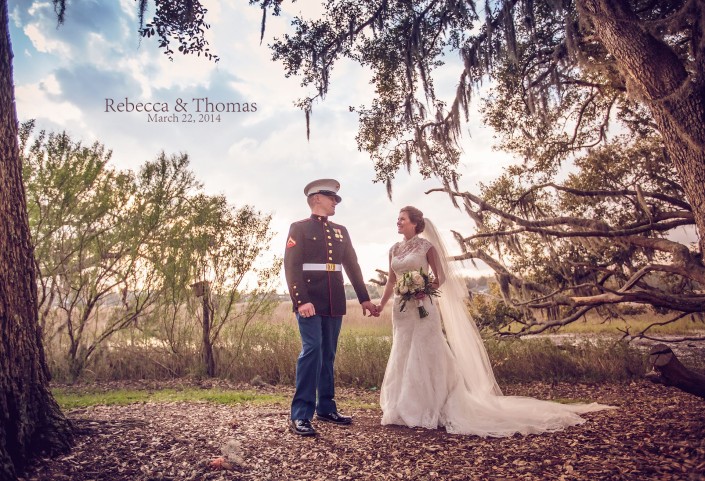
[394,267,440,318]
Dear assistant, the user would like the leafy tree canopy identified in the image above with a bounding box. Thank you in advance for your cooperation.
[52,0,219,61]
[252,0,702,193]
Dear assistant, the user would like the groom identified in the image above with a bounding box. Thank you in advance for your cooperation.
[284,178,379,436]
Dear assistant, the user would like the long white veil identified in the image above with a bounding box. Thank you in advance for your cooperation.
[420,219,503,398]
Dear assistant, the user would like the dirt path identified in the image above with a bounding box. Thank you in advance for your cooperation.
[20,382,705,481]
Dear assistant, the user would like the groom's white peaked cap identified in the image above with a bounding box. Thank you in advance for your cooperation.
[304,178,342,203]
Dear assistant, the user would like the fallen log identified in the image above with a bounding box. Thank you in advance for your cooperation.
[646,344,705,399]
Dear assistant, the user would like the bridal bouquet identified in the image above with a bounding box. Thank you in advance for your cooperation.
[395,268,440,318]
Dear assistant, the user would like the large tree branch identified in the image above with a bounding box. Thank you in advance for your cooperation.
[449,207,705,331]
[431,187,694,239]
[518,182,692,211]
[505,306,597,335]
[461,215,693,242]
[620,236,705,284]
[621,312,705,343]
[453,247,568,301]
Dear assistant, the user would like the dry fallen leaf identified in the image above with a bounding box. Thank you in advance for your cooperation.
[208,456,233,470]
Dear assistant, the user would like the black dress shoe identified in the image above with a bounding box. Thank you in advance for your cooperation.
[289,419,316,436]
[316,411,352,425]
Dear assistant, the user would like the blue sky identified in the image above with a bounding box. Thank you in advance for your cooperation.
[8,0,514,292]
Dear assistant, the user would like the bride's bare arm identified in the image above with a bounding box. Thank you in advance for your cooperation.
[427,245,445,288]
[379,251,396,311]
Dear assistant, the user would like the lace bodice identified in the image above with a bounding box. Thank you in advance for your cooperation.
[390,236,432,277]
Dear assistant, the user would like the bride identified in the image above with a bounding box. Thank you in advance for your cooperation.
[377,206,611,436]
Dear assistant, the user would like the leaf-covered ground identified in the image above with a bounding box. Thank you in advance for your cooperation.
[20,381,705,481]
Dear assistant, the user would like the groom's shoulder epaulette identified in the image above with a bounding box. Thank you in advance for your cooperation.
[292,217,313,226]
[290,218,317,236]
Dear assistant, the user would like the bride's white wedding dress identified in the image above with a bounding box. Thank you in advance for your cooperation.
[380,232,611,436]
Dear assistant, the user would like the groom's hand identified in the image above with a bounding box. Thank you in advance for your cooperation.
[297,302,316,318]
[361,301,380,317]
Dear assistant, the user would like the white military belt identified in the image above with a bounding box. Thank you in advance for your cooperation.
[302,263,342,272]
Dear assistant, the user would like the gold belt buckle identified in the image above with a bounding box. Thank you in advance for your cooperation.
[326,263,336,272]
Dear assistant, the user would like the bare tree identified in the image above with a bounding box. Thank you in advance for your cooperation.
[185,198,280,377]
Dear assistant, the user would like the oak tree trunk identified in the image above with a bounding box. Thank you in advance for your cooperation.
[647,344,705,399]
[578,0,705,254]
[0,2,72,479]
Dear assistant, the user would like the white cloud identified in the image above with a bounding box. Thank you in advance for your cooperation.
[39,73,61,94]
[15,79,83,124]
[24,23,71,57]
[118,0,138,21]
[226,137,260,159]
[145,53,219,91]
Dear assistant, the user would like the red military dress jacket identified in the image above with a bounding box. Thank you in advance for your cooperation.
[284,215,371,316]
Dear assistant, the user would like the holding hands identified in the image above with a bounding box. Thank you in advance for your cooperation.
[361,300,381,317]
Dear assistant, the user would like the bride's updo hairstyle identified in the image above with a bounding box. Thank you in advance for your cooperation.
[400,206,425,234]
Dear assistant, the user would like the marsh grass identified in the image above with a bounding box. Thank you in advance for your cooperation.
[487,338,648,383]
[58,322,303,384]
[47,300,652,386]
[336,334,392,388]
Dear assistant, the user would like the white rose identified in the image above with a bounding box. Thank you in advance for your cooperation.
[399,285,409,294]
